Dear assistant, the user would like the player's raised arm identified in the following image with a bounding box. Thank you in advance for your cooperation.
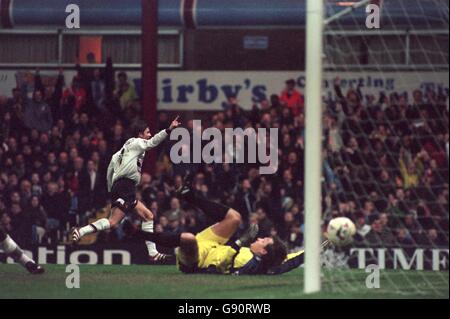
[169,115,181,131]
[132,116,181,151]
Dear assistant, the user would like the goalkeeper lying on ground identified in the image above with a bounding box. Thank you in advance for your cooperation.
[128,175,315,275]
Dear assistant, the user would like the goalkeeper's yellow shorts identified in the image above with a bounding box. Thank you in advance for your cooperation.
[176,226,231,272]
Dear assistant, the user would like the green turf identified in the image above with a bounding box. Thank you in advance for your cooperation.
[0,264,448,299]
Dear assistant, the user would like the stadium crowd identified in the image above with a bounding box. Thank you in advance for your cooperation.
[0,61,448,254]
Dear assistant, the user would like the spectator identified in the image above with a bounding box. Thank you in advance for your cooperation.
[395,227,415,247]
[255,207,274,238]
[399,149,425,189]
[27,195,47,244]
[423,228,448,247]
[233,179,256,222]
[256,181,282,225]
[1,212,12,233]
[90,68,106,113]
[163,197,185,223]
[279,79,304,116]
[354,212,371,243]
[362,200,378,220]
[286,222,303,250]
[183,210,202,234]
[115,72,137,111]
[365,218,396,247]
[41,182,68,238]
[325,115,344,153]
[9,203,32,246]
[279,211,296,241]
[379,212,392,230]
[63,75,87,113]
[79,159,107,214]
[23,89,53,133]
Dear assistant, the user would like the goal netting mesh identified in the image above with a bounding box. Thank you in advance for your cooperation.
[319,0,449,297]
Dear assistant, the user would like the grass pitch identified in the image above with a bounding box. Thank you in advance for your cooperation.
[0,264,448,299]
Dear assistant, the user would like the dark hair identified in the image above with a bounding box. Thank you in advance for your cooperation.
[260,235,288,272]
[86,52,96,63]
[285,79,296,86]
[131,120,149,137]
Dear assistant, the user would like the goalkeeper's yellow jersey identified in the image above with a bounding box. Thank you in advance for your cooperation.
[199,245,254,273]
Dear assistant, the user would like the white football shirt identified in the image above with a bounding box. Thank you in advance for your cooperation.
[106,130,168,191]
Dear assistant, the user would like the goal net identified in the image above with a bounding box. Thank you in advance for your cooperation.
[319,0,449,297]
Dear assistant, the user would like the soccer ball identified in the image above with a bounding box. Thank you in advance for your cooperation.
[326,217,356,246]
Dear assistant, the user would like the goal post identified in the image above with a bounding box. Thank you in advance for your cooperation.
[304,0,325,294]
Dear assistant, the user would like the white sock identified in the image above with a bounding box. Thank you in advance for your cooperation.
[17,250,33,266]
[142,221,159,257]
[79,218,111,237]
[1,236,33,266]
[1,235,18,254]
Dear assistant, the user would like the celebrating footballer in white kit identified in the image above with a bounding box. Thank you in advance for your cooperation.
[72,116,181,262]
